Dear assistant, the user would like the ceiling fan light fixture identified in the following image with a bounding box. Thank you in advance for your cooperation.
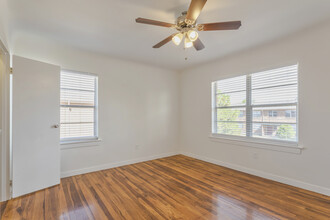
[187,30,198,42]
[172,33,183,46]
[184,35,193,48]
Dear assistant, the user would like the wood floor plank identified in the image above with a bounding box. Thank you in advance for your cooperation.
[1,155,329,220]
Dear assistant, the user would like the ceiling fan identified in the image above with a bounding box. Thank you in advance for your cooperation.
[135,0,242,51]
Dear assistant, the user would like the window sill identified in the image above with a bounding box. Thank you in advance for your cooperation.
[60,138,102,150]
[209,134,303,154]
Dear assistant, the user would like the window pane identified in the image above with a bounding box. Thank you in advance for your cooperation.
[253,123,297,141]
[216,92,246,107]
[217,122,246,136]
[61,71,95,91]
[253,110,262,118]
[251,65,298,105]
[60,123,94,139]
[252,65,297,89]
[215,75,246,94]
[251,84,298,105]
[217,108,245,122]
[61,89,95,106]
[252,106,297,141]
[285,110,296,118]
[61,107,94,124]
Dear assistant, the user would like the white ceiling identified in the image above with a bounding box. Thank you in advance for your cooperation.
[7,0,330,70]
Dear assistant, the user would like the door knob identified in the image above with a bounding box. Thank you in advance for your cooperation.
[52,124,60,128]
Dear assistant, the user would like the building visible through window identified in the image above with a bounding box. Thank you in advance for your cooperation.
[286,110,296,118]
[268,111,278,117]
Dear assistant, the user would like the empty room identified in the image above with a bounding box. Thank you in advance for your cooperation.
[0,0,330,219]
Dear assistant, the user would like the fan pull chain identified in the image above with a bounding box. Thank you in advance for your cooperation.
[184,48,189,61]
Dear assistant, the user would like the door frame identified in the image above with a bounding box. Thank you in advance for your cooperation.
[0,39,10,202]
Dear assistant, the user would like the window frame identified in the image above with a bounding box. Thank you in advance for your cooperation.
[60,69,99,144]
[211,65,299,147]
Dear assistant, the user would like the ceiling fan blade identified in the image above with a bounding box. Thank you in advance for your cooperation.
[197,21,242,31]
[185,0,207,25]
[153,34,176,48]
[136,17,175,28]
[193,38,205,51]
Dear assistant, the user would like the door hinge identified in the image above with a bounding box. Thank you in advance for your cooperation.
[10,67,13,74]
[9,180,12,187]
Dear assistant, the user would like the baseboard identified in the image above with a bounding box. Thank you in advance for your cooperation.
[180,151,330,196]
[60,152,178,178]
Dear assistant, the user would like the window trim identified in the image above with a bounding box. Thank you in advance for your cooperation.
[211,64,299,148]
[60,69,99,143]
[209,133,303,154]
[60,137,102,150]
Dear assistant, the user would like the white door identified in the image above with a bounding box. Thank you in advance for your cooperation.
[12,56,61,198]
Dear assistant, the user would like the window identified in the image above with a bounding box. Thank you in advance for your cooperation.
[285,110,296,118]
[212,65,298,142]
[253,110,261,118]
[60,70,98,142]
[268,110,278,117]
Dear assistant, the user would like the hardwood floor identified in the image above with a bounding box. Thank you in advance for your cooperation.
[1,155,329,220]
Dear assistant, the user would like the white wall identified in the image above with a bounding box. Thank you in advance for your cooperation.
[12,33,179,177]
[179,21,330,196]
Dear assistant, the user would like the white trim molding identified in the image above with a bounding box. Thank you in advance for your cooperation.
[209,134,303,154]
[61,152,178,178]
[0,42,10,202]
[61,138,102,150]
[180,151,330,196]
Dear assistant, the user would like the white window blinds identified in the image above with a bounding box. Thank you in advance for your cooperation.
[60,70,98,141]
[212,65,298,142]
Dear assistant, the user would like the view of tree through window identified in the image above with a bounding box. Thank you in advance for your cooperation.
[215,75,246,136]
[212,65,298,142]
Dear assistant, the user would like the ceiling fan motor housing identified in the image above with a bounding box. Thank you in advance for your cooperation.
[176,11,196,31]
